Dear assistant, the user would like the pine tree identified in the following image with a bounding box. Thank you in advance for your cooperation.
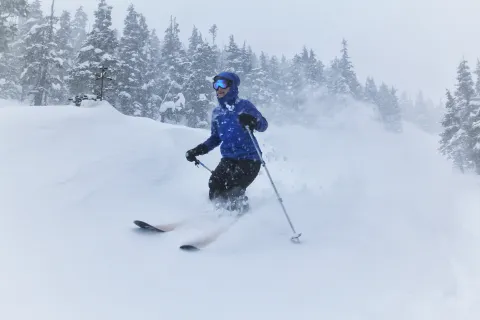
[0,49,20,99]
[144,28,162,119]
[158,16,189,124]
[183,33,217,128]
[15,0,42,101]
[376,83,402,132]
[387,87,402,132]
[208,24,218,46]
[50,10,74,104]
[0,0,28,52]
[187,25,202,56]
[223,35,243,75]
[247,51,273,106]
[71,6,88,53]
[305,48,324,89]
[69,0,119,104]
[117,5,150,116]
[299,47,323,91]
[326,57,348,96]
[241,42,253,77]
[267,55,283,100]
[0,0,27,99]
[339,39,362,100]
[19,0,61,105]
[281,53,306,109]
[455,59,475,111]
[364,77,378,104]
[439,89,467,172]
[439,60,476,172]
[455,59,476,170]
[466,96,480,173]
[474,59,480,97]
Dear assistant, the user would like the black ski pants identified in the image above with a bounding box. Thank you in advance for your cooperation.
[208,158,261,201]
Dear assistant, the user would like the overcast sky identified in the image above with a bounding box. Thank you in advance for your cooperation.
[43,0,480,103]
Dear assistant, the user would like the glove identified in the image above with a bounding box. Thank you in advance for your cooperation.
[238,113,257,131]
[185,144,209,162]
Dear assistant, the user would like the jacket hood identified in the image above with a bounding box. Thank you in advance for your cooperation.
[214,71,240,107]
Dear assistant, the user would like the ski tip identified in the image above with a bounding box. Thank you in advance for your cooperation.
[133,220,144,226]
[133,220,164,232]
[179,244,200,251]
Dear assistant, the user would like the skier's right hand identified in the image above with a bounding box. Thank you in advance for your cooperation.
[185,149,197,162]
[185,144,209,162]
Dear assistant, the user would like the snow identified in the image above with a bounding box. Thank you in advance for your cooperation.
[159,100,175,112]
[53,57,65,67]
[160,93,185,112]
[80,45,94,52]
[0,100,480,320]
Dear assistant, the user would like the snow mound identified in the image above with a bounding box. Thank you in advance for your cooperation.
[0,100,479,320]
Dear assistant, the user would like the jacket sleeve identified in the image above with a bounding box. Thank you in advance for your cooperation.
[203,114,221,151]
[242,101,268,132]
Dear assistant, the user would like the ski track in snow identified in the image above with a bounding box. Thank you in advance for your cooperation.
[1,100,479,319]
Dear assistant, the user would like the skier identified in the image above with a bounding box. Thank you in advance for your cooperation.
[185,71,268,212]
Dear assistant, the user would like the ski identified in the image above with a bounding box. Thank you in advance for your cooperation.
[134,206,250,251]
[133,220,181,232]
[179,214,244,251]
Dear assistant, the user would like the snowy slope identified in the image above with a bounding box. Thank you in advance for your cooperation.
[1,100,479,320]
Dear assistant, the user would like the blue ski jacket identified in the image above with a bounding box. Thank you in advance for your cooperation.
[202,72,268,161]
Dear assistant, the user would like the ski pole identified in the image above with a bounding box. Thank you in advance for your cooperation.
[194,158,212,173]
[245,128,302,242]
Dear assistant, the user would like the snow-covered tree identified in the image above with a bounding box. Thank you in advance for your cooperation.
[18,0,62,105]
[247,51,274,106]
[50,10,74,104]
[455,59,475,112]
[71,6,88,53]
[466,97,480,173]
[183,31,217,128]
[439,90,467,171]
[0,0,28,52]
[208,24,218,46]
[267,55,283,102]
[187,25,202,57]
[222,35,243,75]
[326,57,348,96]
[304,48,324,89]
[455,59,476,170]
[144,28,162,119]
[364,77,378,105]
[0,0,27,99]
[158,16,189,123]
[117,5,150,116]
[69,0,119,104]
[280,53,306,108]
[240,42,254,78]
[376,83,402,132]
[339,39,363,100]
[474,59,480,97]
[439,59,476,172]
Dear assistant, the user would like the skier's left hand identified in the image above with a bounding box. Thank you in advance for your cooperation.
[238,113,257,130]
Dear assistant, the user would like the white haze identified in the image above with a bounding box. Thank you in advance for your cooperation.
[46,0,480,102]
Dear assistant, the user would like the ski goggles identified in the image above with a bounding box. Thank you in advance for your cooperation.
[213,78,231,90]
